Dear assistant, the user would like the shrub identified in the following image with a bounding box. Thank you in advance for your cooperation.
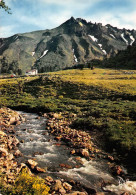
[1,168,50,195]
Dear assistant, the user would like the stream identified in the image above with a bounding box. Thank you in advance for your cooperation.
[14,111,136,194]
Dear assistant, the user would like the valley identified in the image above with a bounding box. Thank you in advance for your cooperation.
[0,68,136,194]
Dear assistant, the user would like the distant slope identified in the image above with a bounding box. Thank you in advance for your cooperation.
[0,17,136,74]
[95,41,136,69]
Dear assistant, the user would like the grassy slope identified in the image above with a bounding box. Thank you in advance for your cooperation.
[0,68,136,156]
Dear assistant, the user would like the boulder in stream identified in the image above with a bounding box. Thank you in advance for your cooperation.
[34,166,46,173]
[14,149,23,157]
[27,159,38,169]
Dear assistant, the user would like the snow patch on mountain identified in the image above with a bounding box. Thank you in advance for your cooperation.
[89,35,98,42]
[102,50,107,55]
[73,49,78,62]
[121,33,128,44]
[98,44,107,55]
[110,34,116,39]
[32,52,35,56]
[98,44,102,48]
[130,35,135,45]
[39,50,48,59]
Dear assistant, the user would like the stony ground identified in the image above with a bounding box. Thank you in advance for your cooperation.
[0,108,25,184]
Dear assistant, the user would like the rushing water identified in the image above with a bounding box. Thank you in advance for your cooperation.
[15,111,136,194]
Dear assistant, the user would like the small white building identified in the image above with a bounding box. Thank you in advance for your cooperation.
[25,69,38,76]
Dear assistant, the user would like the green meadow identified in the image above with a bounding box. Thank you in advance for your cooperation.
[0,68,136,155]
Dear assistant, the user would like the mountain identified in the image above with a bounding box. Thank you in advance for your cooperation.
[96,41,136,69]
[0,17,136,74]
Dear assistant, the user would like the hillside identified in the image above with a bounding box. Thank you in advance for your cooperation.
[0,17,136,74]
[94,41,136,69]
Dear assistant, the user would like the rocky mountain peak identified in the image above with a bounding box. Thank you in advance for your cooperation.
[61,16,77,26]
[59,16,86,35]
[69,16,76,22]
[0,17,136,74]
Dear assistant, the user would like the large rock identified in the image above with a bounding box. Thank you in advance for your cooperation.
[7,136,19,150]
[63,182,72,191]
[0,147,8,157]
[52,180,66,194]
[49,113,62,119]
[14,150,23,157]
[42,113,48,117]
[9,117,16,125]
[0,130,6,137]
[66,192,87,195]
[27,159,38,169]
[45,176,54,182]
[7,153,14,160]
[53,180,62,191]
[53,113,62,119]
[70,149,76,155]
[34,166,46,173]
[79,149,90,157]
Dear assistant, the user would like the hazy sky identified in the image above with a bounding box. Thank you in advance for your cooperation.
[0,0,136,38]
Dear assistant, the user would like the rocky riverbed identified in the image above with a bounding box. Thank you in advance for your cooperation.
[0,108,135,194]
[0,108,25,185]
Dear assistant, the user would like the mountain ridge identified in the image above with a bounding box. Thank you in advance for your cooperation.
[0,17,136,74]
[96,40,136,69]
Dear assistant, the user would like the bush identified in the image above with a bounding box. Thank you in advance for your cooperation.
[1,168,50,195]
